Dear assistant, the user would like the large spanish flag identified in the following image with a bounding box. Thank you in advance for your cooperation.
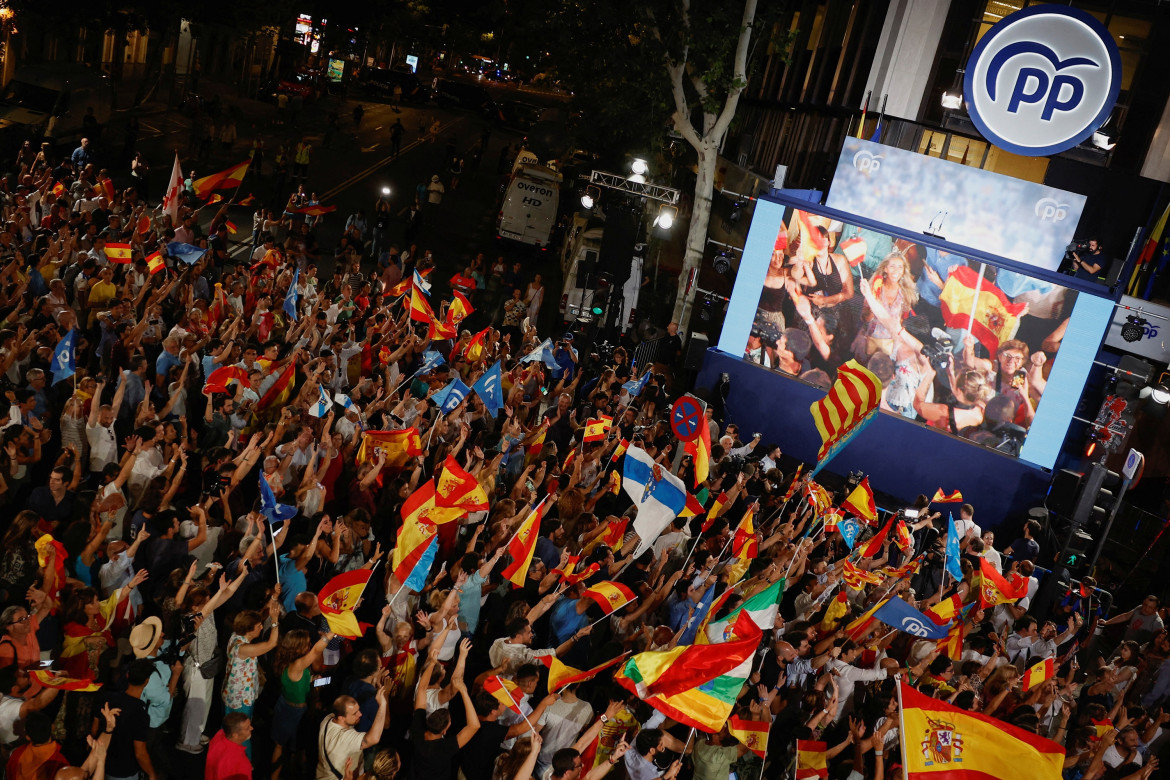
[583,581,636,615]
[899,679,1064,778]
[192,160,250,198]
[435,455,489,511]
[356,428,423,468]
[410,285,437,323]
[30,670,101,692]
[939,265,1027,356]
[796,740,828,779]
[538,653,630,692]
[701,491,728,533]
[401,481,465,526]
[501,499,545,587]
[810,360,882,475]
[582,417,610,443]
[974,556,1029,608]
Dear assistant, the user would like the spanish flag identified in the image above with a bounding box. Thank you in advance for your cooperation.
[538,653,630,692]
[582,417,610,443]
[204,365,250,394]
[583,581,636,614]
[318,568,372,638]
[841,477,877,522]
[932,488,964,503]
[683,421,711,487]
[857,513,896,558]
[974,556,1029,608]
[146,251,166,275]
[435,455,490,511]
[462,328,490,362]
[239,194,256,206]
[935,607,970,661]
[561,449,576,474]
[292,204,337,217]
[485,676,525,715]
[501,499,545,587]
[192,160,251,198]
[678,492,705,519]
[356,428,423,468]
[401,481,466,526]
[585,516,628,554]
[898,679,1065,778]
[844,598,886,641]
[392,516,438,587]
[610,438,629,464]
[939,265,1027,356]
[727,507,758,586]
[256,361,296,411]
[105,243,134,263]
[523,424,547,466]
[428,317,457,341]
[796,740,828,779]
[727,715,769,759]
[386,278,411,298]
[701,491,728,533]
[51,181,66,197]
[608,472,621,496]
[96,177,115,201]
[925,594,964,625]
[410,285,437,323]
[819,589,850,631]
[894,517,914,554]
[446,291,474,327]
[30,670,101,692]
[1023,657,1055,692]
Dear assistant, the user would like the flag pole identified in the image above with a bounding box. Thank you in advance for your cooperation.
[584,596,639,632]
[269,521,281,588]
[497,675,539,734]
[682,727,697,756]
[895,675,909,777]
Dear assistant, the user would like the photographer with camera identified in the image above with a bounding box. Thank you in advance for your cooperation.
[1071,238,1104,283]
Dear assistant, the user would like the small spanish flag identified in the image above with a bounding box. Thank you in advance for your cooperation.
[583,581,636,615]
[796,740,828,779]
[893,517,914,554]
[292,204,337,217]
[51,182,66,197]
[97,177,115,201]
[561,449,576,474]
[683,420,712,487]
[462,327,490,362]
[701,491,728,533]
[239,194,256,206]
[1022,657,1054,692]
[224,220,239,234]
[207,193,224,205]
[105,243,133,264]
[435,455,490,511]
[501,499,545,587]
[582,417,610,443]
[678,492,705,519]
[30,670,101,692]
[607,472,621,496]
[932,488,964,503]
[610,438,629,464]
[727,715,769,758]
[841,477,877,522]
[318,568,373,638]
[538,653,630,692]
[146,251,166,275]
[485,676,525,715]
[410,285,437,323]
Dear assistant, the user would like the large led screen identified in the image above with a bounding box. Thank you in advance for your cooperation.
[717,198,1115,471]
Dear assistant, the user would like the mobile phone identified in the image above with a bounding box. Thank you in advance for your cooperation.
[35,660,53,668]
[313,676,332,687]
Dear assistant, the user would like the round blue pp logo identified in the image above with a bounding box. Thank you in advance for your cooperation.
[963,4,1121,157]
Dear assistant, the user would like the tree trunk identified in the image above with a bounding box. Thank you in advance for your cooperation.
[672,139,717,326]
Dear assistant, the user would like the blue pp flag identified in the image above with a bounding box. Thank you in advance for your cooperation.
[309,384,332,418]
[418,350,445,375]
[873,597,951,639]
[283,269,300,321]
[259,473,297,526]
[623,370,649,398]
[522,338,558,369]
[945,513,963,582]
[51,329,76,385]
[472,360,504,416]
[679,582,717,645]
[433,378,471,415]
[167,242,209,265]
[839,518,861,549]
[403,534,438,592]
[870,120,883,144]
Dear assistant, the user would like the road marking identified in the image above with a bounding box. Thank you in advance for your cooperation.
[318,116,466,202]
[361,144,379,153]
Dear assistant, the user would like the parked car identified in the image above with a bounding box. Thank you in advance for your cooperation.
[493,100,545,132]
[0,65,112,152]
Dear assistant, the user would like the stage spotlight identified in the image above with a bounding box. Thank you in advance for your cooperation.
[1121,315,1148,343]
[1151,384,1170,405]
[713,250,732,274]
[631,158,649,176]
[940,92,963,109]
[654,205,676,230]
[728,201,744,224]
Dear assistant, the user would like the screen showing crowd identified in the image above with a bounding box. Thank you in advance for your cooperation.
[737,206,1078,458]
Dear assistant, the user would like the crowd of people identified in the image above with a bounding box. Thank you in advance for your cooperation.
[0,130,1166,780]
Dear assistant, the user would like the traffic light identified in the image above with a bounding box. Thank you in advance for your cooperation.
[1069,463,1120,530]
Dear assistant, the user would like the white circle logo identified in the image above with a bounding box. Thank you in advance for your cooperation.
[964,4,1121,157]
[900,616,932,638]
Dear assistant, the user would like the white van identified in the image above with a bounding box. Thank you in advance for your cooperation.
[0,66,113,150]
[497,163,561,248]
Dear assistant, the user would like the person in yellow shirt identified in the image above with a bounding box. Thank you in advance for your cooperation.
[86,266,117,328]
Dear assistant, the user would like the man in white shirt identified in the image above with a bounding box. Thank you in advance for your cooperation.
[981,530,1003,572]
[128,427,169,502]
[828,640,900,722]
[954,503,981,540]
[759,445,782,474]
[1103,726,1144,768]
[86,376,127,477]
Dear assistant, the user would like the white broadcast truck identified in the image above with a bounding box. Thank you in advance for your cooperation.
[497,162,562,248]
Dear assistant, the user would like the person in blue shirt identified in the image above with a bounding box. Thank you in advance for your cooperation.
[276,518,328,612]
[550,334,578,382]
[548,591,591,647]
[453,546,504,635]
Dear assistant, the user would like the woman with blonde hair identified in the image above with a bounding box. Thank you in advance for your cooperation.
[862,251,919,357]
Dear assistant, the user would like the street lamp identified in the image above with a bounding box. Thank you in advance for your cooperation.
[381,186,392,196]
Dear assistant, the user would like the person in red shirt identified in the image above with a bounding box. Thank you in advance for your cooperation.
[205,712,254,780]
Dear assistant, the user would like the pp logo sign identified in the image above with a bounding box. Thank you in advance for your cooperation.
[852,150,883,174]
[963,5,1120,157]
[1034,198,1071,222]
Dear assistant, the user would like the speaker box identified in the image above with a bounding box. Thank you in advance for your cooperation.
[684,332,709,371]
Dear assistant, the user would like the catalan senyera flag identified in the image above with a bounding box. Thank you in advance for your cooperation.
[610,438,629,464]
[583,581,636,615]
[881,556,922,581]
[356,428,424,468]
[446,290,474,327]
[726,715,769,759]
[105,242,133,264]
[701,491,728,533]
[932,488,964,503]
[683,420,712,487]
[975,556,1030,608]
[803,480,834,515]
[939,265,1027,356]
[809,360,882,476]
[435,455,489,511]
[614,612,760,733]
[146,251,166,275]
[501,499,545,587]
[485,676,525,715]
[318,568,372,638]
[935,608,970,662]
[401,481,465,526]
[796,740,829,779]
[392,516,438,588]
[538,653,630,692]
[841,477,877,522]
[842,560,883,590]
[256,361,296,411]
[582,417,610,443]
[899,679,1065,779]
[1023,657,1055,692]
[192,160,250,198]
[30,670,101,692]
